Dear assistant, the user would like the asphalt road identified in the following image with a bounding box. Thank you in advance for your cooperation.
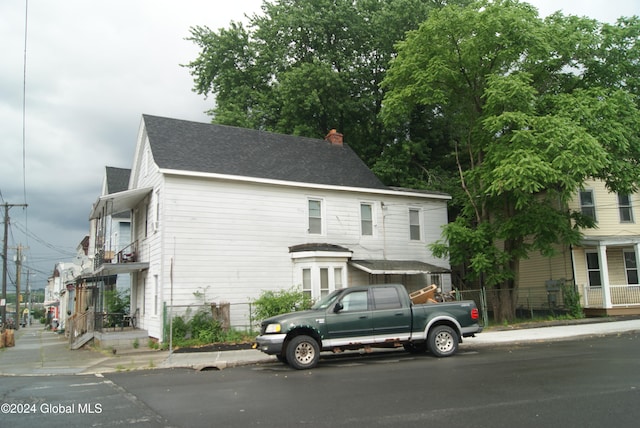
[1,333,639,427]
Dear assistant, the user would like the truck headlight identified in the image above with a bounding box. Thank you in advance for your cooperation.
[265,323,281,334]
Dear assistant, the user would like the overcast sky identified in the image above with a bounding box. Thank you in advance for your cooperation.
[0,0,637,290]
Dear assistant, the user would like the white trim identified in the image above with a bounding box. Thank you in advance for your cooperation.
[160,168,451,200]
[290,251,353,260]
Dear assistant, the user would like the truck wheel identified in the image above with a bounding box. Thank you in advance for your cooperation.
[286,335,320,370]
[427,325,458,357]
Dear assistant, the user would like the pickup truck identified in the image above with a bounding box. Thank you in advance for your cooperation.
[254,283,482,369]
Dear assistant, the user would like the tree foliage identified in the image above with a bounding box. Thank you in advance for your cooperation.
[382,0,640,321]
[252,287,312,322]
[187,0,640,322]
[186,0,470,167]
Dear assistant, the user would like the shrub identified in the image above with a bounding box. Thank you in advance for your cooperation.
[252,286,312,322]
[562,283,583,319]
[170,308,223,347]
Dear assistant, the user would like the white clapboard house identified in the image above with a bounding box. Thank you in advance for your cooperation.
[88,115,452,341]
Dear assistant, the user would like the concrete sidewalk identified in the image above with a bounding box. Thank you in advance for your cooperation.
[1,318,639,376]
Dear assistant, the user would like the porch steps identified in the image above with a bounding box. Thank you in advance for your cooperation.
[71,332,95,350]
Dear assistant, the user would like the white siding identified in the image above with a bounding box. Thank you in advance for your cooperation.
[132,175,450,337]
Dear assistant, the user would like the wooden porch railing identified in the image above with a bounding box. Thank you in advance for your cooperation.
[583,284,640,307]
[68,310,95,345]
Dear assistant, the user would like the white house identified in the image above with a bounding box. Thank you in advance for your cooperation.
[89,115,452,341]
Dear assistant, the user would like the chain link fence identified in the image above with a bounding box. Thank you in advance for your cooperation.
[455,285,574,326]
[163,301,256,344]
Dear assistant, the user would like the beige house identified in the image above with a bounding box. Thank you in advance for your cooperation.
[519,179,640,316]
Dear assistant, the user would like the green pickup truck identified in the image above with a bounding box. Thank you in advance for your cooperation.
[254,283,482,369]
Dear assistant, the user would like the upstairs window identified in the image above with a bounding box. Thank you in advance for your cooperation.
[618,194,634,223]
[308,199,322,234]
[409,208,421,241]
[579,190,596,221]
[360,203,373,236]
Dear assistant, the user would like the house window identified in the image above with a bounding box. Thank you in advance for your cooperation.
[320,268,329,297]
[297,265,344,301]
[153,275,159,315]
[580,190,596,221]
[144,203,150,238]
[361,203,373,236]
[154,190,161,232]
[618,194,634,223]
[302,268,312,299]
[624,250,638,285]
[308,199,322,234]
[409,208,421,241]
[141,278,146,316]
[429,275,441,287]
[334,268,343,289]
[586,252,602,287]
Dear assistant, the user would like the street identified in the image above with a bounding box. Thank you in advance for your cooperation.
[1,332,639,427]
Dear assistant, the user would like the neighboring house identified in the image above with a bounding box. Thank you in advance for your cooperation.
[90,166,133,292]
[518,179,640,316]
[88,115,452,342]
[46,236,93,332]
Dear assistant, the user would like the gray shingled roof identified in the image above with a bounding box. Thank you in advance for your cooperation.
[142,115,387,190]
[105,166,131,194]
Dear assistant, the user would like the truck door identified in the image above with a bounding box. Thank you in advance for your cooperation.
[371,286,412,342]
[325,289,373,343]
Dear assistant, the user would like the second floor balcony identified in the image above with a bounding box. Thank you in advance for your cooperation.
[93,240,148,275]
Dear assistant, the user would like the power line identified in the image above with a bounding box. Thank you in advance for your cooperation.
[22,0,29,206]
[11,222,76,257]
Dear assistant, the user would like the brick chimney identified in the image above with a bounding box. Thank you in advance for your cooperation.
[324,129,343,146]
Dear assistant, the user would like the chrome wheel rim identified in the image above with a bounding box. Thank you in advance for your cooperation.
[434,331,454,353]
[294,341,315,365]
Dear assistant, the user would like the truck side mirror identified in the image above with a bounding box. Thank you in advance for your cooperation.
[333,302,343,313]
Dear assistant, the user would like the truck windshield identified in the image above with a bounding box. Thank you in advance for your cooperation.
[311,290,342,310]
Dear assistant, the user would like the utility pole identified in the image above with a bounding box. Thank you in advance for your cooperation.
[27,270,33,326]
[2,202,28,326]
[15,245,23,330]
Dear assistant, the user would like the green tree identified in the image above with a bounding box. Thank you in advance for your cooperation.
[186,0,470,167]
[381,0,640,322]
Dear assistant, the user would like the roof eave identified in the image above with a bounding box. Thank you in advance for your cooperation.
[159,168,451,200]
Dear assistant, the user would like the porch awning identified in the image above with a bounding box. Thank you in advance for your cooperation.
[89,187,153,220]
[580,235,640,247]
[93,262,149,276]
[349,260,450,275]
